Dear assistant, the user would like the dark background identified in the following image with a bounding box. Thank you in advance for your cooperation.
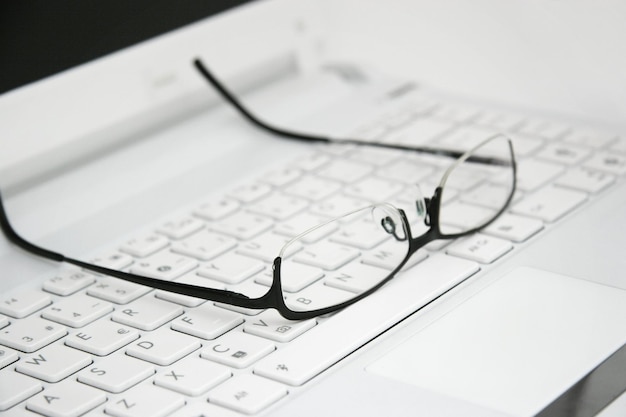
[0,0,252,94]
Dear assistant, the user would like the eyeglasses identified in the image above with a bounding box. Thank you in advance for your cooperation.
[0,59,517,320]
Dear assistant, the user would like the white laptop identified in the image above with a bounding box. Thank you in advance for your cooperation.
[1,1,626,416]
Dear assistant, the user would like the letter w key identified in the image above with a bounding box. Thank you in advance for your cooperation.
[16,344,91,383]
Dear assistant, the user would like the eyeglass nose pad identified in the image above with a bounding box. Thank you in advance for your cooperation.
[412,184,428,221]
[371,205,406,241]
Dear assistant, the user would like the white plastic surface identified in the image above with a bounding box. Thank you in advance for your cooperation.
[367,267,626,416]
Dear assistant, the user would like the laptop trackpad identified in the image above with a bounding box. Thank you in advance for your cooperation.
[366,267,626,416]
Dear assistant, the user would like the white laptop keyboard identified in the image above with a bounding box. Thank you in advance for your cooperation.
[1,96,625,416]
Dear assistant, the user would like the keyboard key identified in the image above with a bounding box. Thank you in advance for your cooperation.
[16,343,92,383]
[507,133,545,157]
[0,290,51,319]
[171,230,237,261]
[254,254,478,386]
[91,252,134,270]
[484,213,544,242]
[351,122,387,141]
[255,262,323,293]
[197,252,265,284]
[64,319,139,356]
[309,195,368,218]
[207,374,287,415]
[518,118,569,140]
[317,159,373,183]
[436,125,498,151]
[361,239,428,270]
[155,273,223,307]
[283,175,342,201]
[325,262,394,294]
[474,110,525,131]
[77,354,154,393]
[130,252,197,280]
[111,296,184,331]
[215,280,268,316]
[554,167,615,193]
[120,234,169,258]
[201,331,275,369]
[87,277,151,304]
[244,310,316,343]
[293,242,359,270]
[236,233,301,262]
[583,151,626,175]
[442,166,488,191]
[438,201,495,232]
[247,193,308,220]
[285,282,355,313]
[274,212,338,243]
[26,379,105,417]
[0,316,67,353]
[168,403,242,417]
[155,356,231,396]
[194,198,240,220]
[323,143,357,155]
[157,217,204,240]
[343,177,404,202]
[105,384,185,417]
[512,185,588,223]
[516,159,565,191]
[260,167,302,187]
[0,346,19,369]
[385,118,453,146]
[209,211,273,240]
[227,183,272,203]
[431,103,481,123]
[43,270,96,296]
[349,147,402,167]
[610,137,626,154]
[536,142,591,166]
[563,128,618,149]
[329,219,390,250]
[41,295,113,328]
[290,152,331,171]
[322,144,358,156]
[446,234,513,264]
[376,159,435,184]
[0,370,42,411]
[459,182,520,210]
[171,304,243,340]
[126,327,201,366]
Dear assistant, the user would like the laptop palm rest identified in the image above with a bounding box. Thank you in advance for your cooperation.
[366,267,626,416]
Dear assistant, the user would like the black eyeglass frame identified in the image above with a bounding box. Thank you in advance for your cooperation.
[270,137,516,319]
[0,58,517,320]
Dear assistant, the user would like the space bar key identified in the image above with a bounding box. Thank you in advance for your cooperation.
[253,254,478,386]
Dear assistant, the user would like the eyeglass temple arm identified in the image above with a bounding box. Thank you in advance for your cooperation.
[0,190,252,306]
[193,58,328,145]
[193,58,511,166]
[0,192,64,263]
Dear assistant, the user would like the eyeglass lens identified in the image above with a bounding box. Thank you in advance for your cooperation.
[438,135,515,235]
[273,135,514,314]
